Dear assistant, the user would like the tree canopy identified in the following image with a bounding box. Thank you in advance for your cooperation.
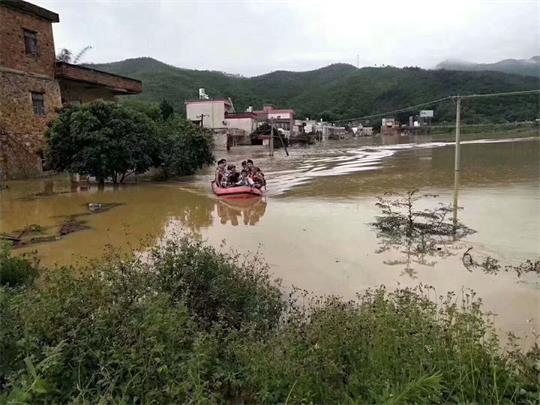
[46,102,159,184]
[45,101,214,183]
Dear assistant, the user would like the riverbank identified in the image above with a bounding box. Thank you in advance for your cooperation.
[1,238,538,403]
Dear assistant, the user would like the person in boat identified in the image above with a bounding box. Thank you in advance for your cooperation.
[226,164,239,186]
[215,159,227,186]
[241,160,247,172]
[235,169,252,187]
[246,159,255,175]
[252,167,266,189]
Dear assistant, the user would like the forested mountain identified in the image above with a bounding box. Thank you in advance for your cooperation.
[436,56,540,78]
[88,57,539,124]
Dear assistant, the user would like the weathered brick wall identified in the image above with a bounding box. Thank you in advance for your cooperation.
[0,6,56,78]
[0,71,61,179]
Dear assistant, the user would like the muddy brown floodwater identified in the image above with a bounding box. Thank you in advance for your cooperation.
[1,135,539,345]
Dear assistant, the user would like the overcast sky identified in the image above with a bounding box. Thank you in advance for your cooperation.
[35,0,539,76]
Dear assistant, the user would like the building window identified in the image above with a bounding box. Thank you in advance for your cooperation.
[23,29,38,56]
[31,92,46,116]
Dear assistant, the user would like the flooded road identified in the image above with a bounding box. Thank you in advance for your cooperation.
[1,135,539,344]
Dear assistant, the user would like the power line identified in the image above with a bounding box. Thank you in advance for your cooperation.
[458,89,540,99]
[331,96,452,124]
[328,89,540,124]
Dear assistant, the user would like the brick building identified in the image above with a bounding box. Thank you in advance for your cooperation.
[0,0,142,180]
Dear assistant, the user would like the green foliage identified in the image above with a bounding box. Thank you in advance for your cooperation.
[87,57,539,123]
[0,244,39,288]
[45,101,215,182]
[159,99,174,120]
[0,237,538,403]
[45,101,159,184]
[157,116,215,178]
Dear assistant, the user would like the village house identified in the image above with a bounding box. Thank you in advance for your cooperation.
[253,105,295,134]
[0,0,142,180]
[185,96,258,148]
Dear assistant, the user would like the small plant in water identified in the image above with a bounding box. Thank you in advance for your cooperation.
[462,247,540,277]
[372,190,475,275]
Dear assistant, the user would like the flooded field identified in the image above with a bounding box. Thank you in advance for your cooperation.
[1,135,539,343]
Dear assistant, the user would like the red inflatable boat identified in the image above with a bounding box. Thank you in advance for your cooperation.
[211,181,264,197]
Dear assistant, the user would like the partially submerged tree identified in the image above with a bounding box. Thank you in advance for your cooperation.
[157,116,214,178]
[371,190,475,276]
[45,102,159,185]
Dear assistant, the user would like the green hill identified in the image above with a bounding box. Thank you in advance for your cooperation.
[87,57,539,124]
[436,56,540,78]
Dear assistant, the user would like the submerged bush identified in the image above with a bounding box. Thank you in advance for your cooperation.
[0,237,538,403]
[0,244,39,288]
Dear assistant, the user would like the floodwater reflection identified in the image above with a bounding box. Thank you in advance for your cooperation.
[216,197,267,226]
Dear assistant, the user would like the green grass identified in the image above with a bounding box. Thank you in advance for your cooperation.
[1,238,538,403]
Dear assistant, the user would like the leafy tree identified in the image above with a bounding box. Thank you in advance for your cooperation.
[122,100,162,121]
[157,116,214,178]
[45,102,159,185]
[159,99,174,120]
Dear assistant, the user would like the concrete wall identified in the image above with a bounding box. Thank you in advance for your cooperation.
[186,101,226,129]
[224,117,256,135]
[268,112,293,120]
[59,79,116,104]
[55,62,142,94]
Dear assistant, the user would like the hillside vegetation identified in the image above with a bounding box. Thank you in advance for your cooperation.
[88,57,539,124]
[436,56,540,78]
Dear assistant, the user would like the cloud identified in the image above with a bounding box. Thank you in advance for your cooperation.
[36,0,539,76]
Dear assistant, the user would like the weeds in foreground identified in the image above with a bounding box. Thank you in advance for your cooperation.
[0,237,538,403]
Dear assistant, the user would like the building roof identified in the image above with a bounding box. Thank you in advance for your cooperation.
[0,0,59,22]
[185,98,233,106]
[225,112,257,119]
[55,62,142,94]
[253,108,295,120]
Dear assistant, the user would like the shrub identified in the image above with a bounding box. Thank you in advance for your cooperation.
[0,237,538,403]
[0,244,39,288]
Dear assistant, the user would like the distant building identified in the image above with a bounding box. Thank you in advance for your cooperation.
[381,117,399,135]
[224,112,258,146]
[185,98,256,148]
[0,0,142,180]
[360,127,373,136]
[253,105,295,133]
[185,98,234,130]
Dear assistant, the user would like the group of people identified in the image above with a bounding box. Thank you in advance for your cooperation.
[215,159,266,189]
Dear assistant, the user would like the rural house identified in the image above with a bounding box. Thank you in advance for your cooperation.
[185,97,258,148]
[0,0,142,180]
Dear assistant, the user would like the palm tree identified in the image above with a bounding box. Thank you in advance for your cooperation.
[56,46,92,64]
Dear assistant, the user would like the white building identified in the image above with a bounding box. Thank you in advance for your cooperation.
[185,98,234,129]
[185,98,257,148]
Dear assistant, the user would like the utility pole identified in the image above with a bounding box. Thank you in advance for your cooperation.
[196,114,209,129]
[269,118,274,157]
[452,96,461,230]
